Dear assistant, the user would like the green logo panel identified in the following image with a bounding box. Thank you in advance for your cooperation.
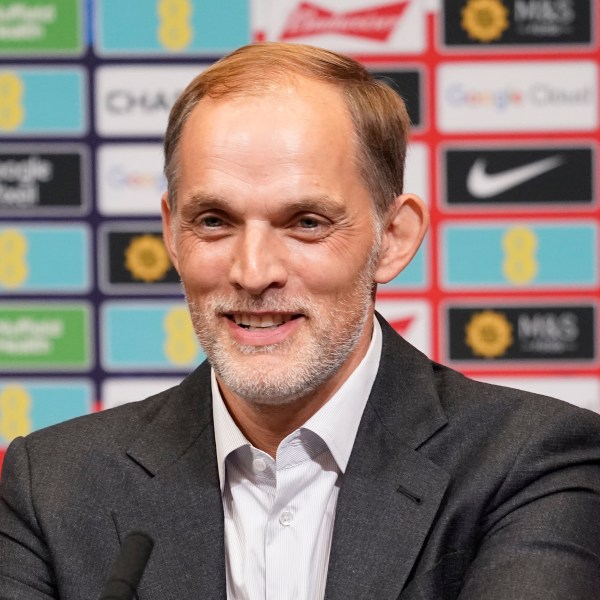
[0,303,91,370]
[0,0,83,55]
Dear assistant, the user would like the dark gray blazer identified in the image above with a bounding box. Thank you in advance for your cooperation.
[2,317,600,599]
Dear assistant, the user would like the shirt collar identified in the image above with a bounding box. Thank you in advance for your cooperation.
[212,317,382,491]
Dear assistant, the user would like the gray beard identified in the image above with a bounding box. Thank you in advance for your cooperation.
[185,243,380,406]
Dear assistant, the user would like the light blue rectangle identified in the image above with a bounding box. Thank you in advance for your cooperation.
[102,302,205,370]
[0,225,90,293]
[384,244,428,289]
[0,68,86,136]
[96,0,250,55]
[443,223,598,289]
[0,380,93,445]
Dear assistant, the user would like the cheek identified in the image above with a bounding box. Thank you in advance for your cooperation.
[176,237,230,289]
[293,224,375,269]
[290,242,372,295]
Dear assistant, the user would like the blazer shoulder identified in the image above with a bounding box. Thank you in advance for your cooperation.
[19,383,176,461]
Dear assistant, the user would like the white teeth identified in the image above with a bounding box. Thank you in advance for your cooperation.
[231,313,294,328]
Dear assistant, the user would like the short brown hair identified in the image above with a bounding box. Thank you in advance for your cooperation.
[163,42,411,220]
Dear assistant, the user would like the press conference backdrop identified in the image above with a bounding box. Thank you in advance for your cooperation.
[0,0,598,469]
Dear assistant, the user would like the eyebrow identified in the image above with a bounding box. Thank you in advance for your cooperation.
[179,191,348,220]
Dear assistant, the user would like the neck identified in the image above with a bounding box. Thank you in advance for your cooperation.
[217,376,339,457]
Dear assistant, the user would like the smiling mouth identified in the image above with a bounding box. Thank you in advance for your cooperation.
[225,313,303,330]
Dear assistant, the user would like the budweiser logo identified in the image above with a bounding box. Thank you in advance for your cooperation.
[280,1,410,42]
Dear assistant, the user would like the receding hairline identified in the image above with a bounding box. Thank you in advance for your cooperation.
[170,71,363,194]
[164,42,411,219]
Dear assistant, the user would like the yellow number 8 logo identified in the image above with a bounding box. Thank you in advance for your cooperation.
[164,307,197,365]
[0,229,29,289]
[502,226,538,285]
[157,0,193,51]
[0,72,25,131]
[0,385,32,442]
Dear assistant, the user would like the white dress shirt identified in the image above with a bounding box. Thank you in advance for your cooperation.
[212,319,382,600]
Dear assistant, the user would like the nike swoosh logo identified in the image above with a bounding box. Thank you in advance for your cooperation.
[466,155,565,199]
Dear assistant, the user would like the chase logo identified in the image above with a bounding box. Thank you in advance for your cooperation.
[0,224,90,293]
[95,0,250,56]
[445,303,596,365]
[442,0,593,48]
[442,221,597,290]
[442,145,595,209]
[101,301,204,371]
[0,68,86,136]
[95,65,204,136]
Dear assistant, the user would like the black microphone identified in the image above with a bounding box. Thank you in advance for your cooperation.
[99,531,154,600]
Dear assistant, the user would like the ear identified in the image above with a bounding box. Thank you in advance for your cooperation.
[161,192,180,273]
[374,193,429,284]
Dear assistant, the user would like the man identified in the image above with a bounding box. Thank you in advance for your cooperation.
[1,43,599,600]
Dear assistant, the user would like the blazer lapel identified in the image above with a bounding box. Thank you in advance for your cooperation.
[113,363,227,600]
[326,316,450,599]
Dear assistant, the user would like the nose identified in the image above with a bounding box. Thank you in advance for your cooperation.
[228,223,288,295]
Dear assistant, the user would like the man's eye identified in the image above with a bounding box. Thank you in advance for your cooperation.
[201,216,223,228]
[298,217,320,229]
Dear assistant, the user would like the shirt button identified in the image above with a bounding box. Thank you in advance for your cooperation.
[253,458,267,472]
[279,510,294,526]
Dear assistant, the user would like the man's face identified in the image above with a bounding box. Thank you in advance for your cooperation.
[163,77,384,406]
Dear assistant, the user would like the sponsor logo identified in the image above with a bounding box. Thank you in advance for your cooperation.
[442,222,597,289]
[102,301,204,371]
[465,309,513,358]
[437,62,597,132]
[0,146,88,213]
[99,224,179,293]
[513,0,584,39]
[0,303,91,371]
[265,0,426,53]
[0,68,86,136]
[370,69,422,128]
[443,146,594,208]
[280,1,409,41]
[97,144,164,216]
[444,0,592,47]
[124,235,172,283]
[447,303,596,363]
[0,379,92,444]
[95,66,202,136]
[96,0,250,56]
[0,224,90,293]
[466,155,564,198]
[461,0,510,42]
[0,0,82,54]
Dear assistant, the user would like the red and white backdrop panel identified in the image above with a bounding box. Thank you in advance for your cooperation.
[0,0,598,472]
